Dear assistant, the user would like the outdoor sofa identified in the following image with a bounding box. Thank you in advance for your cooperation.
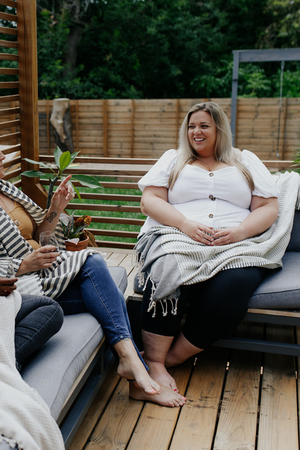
[0,264,127,450]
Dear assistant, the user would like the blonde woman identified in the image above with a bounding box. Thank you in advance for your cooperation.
[136,102,279,391]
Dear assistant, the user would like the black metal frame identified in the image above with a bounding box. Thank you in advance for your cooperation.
[214,310,300,357]
[230,48,300,145]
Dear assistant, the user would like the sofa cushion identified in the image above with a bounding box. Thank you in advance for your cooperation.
[248,252,300,309]
[286,210,300,252]
[21,265,127,421]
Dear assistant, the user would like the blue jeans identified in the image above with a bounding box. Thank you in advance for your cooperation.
[57,254,147,369]
[16,295,64,369]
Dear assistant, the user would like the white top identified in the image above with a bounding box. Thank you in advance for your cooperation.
[138,149,279,235]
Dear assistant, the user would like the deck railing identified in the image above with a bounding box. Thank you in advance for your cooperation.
[36,155,294,250]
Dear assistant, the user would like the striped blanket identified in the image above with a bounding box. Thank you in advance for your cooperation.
[134,171,300,317]
[0,179,99,299]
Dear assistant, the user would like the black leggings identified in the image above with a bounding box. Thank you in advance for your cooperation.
[141,267,265,349]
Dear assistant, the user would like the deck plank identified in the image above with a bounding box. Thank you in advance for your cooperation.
[257,324,298,450]
[213,322,263,450]
[170,348,229,450]
[68,362,120,450]
[84,378,145,450]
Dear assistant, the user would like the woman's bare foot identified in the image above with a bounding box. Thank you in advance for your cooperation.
[115,339,161,395]
[129,381,185,407]
[144,359,178,391]
[165,332,203,368]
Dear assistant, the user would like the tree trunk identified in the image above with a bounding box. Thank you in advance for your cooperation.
[63,24,83,76]
[50,98,74,153]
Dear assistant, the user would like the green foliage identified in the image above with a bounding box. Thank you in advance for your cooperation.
[36,0,300,99]
[292,149,300,174]
[22,147,102,208]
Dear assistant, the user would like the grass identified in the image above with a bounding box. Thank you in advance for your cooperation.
[63,176,145,244]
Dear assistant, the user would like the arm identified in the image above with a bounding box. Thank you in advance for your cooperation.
[33,174,74,241]
[213,196,279,246]
[17,175,74,276]
[141,186,215,244]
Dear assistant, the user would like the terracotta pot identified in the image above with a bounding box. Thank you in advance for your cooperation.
[65,236,89,252]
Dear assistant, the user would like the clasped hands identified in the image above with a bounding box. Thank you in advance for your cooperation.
[180,219,245,245]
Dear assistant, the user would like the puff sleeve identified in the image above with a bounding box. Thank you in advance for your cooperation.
[241,150,280,198]
[138,149,178,191]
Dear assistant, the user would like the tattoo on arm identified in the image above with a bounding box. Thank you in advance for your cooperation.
[46,212,57,223]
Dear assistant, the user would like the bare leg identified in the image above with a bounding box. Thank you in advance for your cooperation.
[114,338,160,394]
[142,330,178,391]
[115,338,185,407]
[165,332,203,368]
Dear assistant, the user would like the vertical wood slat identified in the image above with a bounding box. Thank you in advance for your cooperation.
[17,0,40,199]
[102,99,108,157]
[75,99,79,152]
[281,97,288,160]
[175,99,179,147]
[46,100,50,154]
[130,99,135,158]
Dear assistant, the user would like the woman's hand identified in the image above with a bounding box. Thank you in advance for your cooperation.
[212,227,246,246]
[180,219,215,245]
[17,246,60,275]
[50,175,74,212]
[0,277,18,296]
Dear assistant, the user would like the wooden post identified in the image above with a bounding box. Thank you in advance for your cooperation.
[17,0,40,200]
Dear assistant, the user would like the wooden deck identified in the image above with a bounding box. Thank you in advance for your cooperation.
[68,248,300,450]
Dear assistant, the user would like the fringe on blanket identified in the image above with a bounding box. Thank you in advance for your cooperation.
[135,255,179,318]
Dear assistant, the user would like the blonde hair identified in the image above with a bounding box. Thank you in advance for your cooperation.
[169,102,254,191]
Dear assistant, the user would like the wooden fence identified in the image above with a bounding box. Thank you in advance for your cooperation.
[1,97,300,161]
[37,98,300,160]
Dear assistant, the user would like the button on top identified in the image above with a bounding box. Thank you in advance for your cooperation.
[209,214,214,218]
[209,195,216,201]
[209,172,214,177]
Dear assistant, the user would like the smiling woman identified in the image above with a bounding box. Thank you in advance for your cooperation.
[136,101,280,394]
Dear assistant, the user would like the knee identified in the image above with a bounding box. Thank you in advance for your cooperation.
[84,253,107,271]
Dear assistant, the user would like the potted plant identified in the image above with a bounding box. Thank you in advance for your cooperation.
[60,211,94,251]
[22,146,102,208]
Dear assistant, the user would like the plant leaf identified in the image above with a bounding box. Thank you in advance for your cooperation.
[72,174,102,189]
[59,151,71,171]
[22,170,51,178]
[54,146,63,168]
[23,158,50,169]
[70,151,80,164]
[72,184,81,200]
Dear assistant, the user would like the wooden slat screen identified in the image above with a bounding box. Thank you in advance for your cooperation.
[38,155,294,250]
[38,98,300,161]
[0,0,20,184]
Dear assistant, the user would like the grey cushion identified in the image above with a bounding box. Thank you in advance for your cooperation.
[286,210,300,252]
[21,265,127,421]
[249,252,300,309]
